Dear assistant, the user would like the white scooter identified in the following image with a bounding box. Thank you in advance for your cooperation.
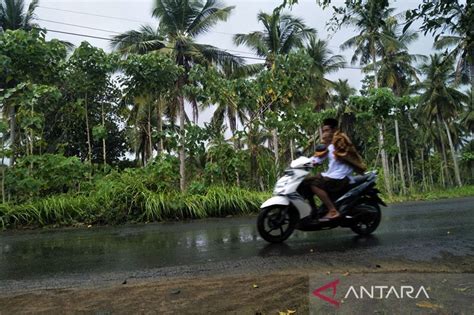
[257,156,386,243]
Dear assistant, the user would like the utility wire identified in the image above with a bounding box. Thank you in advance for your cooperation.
[37,6,347,48]
[36,19,267,58]
[36,27,267,61]
[37,18,122,34]
[37,6,145,23]
[36,6,359,63]
[35,26,363,68]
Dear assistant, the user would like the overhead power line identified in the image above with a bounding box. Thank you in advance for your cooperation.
[35,26,363,68]
[36,6,355,59]
[37,6,145,23]
[36,27,266,61]
[37,18,122,34]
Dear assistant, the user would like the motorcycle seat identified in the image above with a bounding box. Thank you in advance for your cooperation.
[351,174,372,185]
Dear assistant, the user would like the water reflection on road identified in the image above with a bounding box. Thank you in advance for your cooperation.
[1,197,473,282]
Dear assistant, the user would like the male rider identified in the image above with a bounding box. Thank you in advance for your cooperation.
[303,118,366,221]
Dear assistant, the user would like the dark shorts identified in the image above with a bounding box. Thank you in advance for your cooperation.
[300,173,350,198]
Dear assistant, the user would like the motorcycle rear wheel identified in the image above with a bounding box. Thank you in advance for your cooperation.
[257,205,297,243]
[350,203,381,236]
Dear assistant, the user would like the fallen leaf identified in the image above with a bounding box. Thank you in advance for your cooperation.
[253,284,259,289]
[287,310,296,314]
[343,272,350,276]
[416,301,443,310]
[326,271,331,275]
[87,225,92,228]
[171,289,181,295]
[454,287,470,292]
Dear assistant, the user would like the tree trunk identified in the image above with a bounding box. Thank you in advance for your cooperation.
[470,54,473,103]
[101,103,107,168]
[394,119,406,194]
[428,155,434,188]
[229,113,240,187]
[178,91,186,192]
[272,128,279,170]
[191,98,199,125]
[404,141,411,189]
[437,118,450,187]
[147,107,153,164]
[372,41,379,89]
[8,105,16,165]
[156,98,164,155]
[373,47,392,194]
[1,137,4,203]
[379,122,392,195]
[421,149,427,192]
[84,94,92,164]
[290,138,294,161]
[443,119,462,187]
[440,161,445,187]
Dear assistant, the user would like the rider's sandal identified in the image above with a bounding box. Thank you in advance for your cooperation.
[319,211,341,222]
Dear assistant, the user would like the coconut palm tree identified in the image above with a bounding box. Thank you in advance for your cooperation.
[0,0,40,165]
[418,54,469,187]
[340,0,398,195]
[332,79,356,110]
[375,17,425,97]
[303,36,346,110]
[368,17,426,194]
[233,10,315,168]
[234,10,315,66]
[112,0,244,191]
[0,0,38,32]
[433,2,473,99]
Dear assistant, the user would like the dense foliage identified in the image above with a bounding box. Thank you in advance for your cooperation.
[0,0,472,228]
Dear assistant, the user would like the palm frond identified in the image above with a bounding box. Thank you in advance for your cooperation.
[110,25,165,55]
[187,0,234,37]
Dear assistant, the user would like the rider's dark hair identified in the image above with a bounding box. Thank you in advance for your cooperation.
[322,118,338,129]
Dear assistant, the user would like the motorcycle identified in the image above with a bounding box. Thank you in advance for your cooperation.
[257,156,386,243]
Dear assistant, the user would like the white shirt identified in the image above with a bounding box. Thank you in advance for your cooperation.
[311,144,354,182]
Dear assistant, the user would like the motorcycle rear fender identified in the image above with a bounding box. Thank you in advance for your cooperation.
[367,188,387,206]
[260,196,290,208]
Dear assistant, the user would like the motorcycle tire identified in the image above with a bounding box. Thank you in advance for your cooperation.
[350,202,381,236]
[257,205,297,243]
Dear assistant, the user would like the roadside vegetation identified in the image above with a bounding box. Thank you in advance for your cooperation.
[0,0,472,229]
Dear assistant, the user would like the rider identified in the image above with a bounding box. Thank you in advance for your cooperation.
[304,118,367,221]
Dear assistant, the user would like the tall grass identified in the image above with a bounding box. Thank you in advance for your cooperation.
[0,186,270,229]
[382,185,474,203]
[2,183,471,230]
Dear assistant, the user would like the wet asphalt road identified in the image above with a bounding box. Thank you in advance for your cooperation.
[0,197,473,293]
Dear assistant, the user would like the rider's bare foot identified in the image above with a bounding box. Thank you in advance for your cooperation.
[319,209,341,221]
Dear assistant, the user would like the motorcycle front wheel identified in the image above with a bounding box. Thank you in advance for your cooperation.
[257,205,297,243]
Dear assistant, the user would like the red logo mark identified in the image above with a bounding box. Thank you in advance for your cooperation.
[312,279,340,307]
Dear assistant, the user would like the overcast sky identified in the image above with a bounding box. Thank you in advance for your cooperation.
[33,0,437,126]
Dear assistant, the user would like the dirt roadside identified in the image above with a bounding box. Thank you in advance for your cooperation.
[0,272,309,314]
[1,262,473,315]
